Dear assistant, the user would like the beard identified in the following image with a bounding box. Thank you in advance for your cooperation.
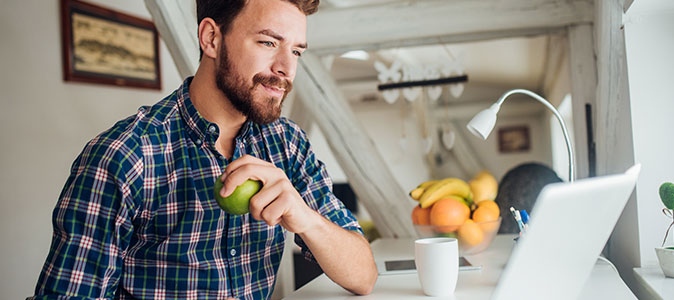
[215,43,292,125]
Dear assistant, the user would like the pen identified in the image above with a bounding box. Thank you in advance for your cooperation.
[515,210,525,232]
[520,209,530,231]
[520,209,530,224]
[510,207,525,233]
[509,206,518,220]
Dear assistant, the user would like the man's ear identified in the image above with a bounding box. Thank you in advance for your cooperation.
[198,17,221,60]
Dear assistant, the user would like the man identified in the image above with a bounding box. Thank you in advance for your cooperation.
[31,0,377,298]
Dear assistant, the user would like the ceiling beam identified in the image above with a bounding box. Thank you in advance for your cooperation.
[144,0,198,77]
[295,53,417,238]
[567,24,597,180]
[623,0,635,12]
[308,0,594,55]
[541,33,569,104]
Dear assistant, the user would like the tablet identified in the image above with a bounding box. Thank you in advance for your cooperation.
[376,257,481,275]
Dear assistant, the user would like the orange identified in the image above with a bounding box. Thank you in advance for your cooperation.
[473,200,500,233]
[411,205,431,225]
[473,200,500,222]
[430,198,470,232]
[458,219,484,247]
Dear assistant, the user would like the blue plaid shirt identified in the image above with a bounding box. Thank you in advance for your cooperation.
[31,77,362,300]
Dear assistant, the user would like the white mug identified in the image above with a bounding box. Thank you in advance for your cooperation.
[415,237,459,296]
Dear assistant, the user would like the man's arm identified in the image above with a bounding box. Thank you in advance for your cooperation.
[31,140,135,299]
[295,211,377,295]
[219,155,378,295]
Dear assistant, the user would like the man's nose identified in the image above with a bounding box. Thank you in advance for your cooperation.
[271,50,296,80]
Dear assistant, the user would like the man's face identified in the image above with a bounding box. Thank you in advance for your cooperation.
[215,0,307,125]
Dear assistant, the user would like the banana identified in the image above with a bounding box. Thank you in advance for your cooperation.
[408,179,440,201]
[418,180,440,189]
[409,187,425,200]
[419,178,472,208]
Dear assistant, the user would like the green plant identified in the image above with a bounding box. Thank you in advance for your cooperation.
[659,182,674,247]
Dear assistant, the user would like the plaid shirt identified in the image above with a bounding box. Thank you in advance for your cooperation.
[31,77,362,300]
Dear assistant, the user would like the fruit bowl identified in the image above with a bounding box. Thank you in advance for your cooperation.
[413,217,502,255]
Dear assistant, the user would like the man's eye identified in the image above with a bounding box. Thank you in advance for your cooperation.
[260,41,275,47]
[293,50,302,57]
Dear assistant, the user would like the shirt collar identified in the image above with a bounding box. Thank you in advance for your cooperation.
[177,77,255,147]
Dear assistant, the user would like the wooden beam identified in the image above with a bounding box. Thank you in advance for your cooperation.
[567,24,597,180]
[623,0,635,12]
[307,0,593,55]
[593,0,638,289]
[541,34,569,102]
[144,0,198,77]
[594,0,634,177]
[295,52,417,238]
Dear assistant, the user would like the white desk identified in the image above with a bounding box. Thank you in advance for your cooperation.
[284,235,636,299]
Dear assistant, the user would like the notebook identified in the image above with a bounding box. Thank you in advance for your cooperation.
[491,164,640,300]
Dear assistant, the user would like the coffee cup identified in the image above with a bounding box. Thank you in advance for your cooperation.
[414,237,459,296]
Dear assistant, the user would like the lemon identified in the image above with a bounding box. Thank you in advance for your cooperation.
[214,177,262,215]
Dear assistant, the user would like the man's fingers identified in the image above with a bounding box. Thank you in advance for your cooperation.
[224,155,267,176]
[221,161,287,197]
[248,181,284,220]
[259,196,288,227]
[221,164,266,197]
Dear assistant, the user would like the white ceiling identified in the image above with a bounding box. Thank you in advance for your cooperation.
[330,36,549,96]
[319,1,553,105]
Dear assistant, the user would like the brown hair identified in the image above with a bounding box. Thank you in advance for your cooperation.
[196,0,319,58]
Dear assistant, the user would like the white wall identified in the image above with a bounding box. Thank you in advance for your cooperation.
[353,101,436,193]
[624,0,674,268]
[309,93,553,199]
[0,1,183,299]
[459,114,552,181]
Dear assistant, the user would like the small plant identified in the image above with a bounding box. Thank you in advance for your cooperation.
[659,182,674,247]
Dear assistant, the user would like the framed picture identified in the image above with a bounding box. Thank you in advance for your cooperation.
[498,125,530,153]
[60,0,161,90]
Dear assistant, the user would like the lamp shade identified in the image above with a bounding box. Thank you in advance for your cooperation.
[465,89,575,181]
[466,104,499,140]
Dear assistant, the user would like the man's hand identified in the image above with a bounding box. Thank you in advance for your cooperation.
[219,155,377,295]
[219,155,320,233]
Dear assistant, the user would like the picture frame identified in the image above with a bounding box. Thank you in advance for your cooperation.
[60,0,161,90]
[498,125,531,153]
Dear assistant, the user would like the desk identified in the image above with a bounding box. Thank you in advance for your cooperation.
[284,235,636,299]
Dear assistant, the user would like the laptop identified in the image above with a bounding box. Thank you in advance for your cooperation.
[491,164,640,300]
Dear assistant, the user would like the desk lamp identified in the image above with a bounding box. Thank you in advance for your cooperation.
[466,89,575,182]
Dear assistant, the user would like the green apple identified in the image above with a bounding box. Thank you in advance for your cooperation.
[214,177,262,215]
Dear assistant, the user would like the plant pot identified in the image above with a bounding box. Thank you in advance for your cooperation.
[655,247,674,277]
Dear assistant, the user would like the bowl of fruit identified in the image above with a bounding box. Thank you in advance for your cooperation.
[410,173,501,255]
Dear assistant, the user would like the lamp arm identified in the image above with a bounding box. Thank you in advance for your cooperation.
[496,89,576,182]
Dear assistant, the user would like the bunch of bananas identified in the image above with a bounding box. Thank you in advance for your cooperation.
[409,177,473,209]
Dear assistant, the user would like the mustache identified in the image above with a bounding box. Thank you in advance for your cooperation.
[253,73,292,93]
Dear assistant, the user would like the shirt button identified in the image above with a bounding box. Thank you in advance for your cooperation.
[230,249,237,256]
[195,138,202,146]
[208,125,217,135]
